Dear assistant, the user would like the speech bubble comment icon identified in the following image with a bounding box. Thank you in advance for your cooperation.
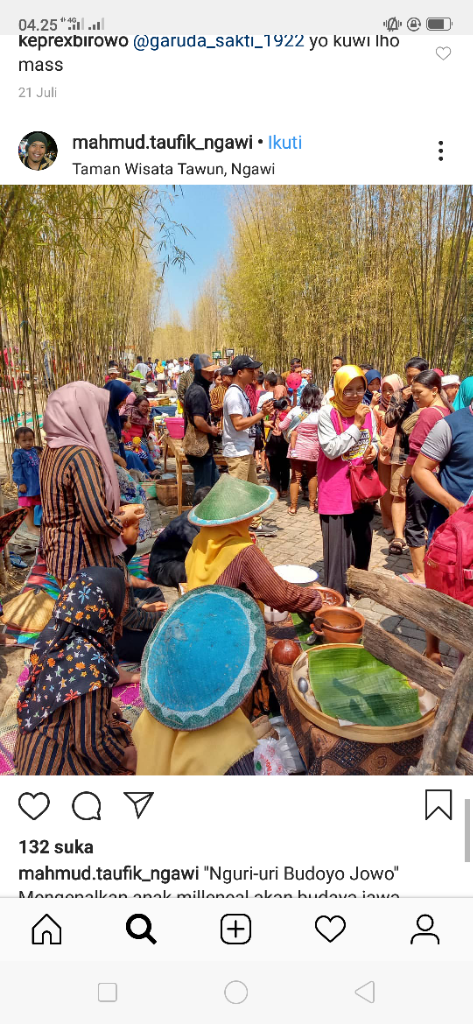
[72,791,102,821]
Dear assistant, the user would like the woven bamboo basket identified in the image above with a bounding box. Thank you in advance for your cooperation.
[155,477,178,506]
[289,644,438,743]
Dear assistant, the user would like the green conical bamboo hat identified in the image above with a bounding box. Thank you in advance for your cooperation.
[189,474,277,527]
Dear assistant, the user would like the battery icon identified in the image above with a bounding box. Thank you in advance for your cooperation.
[426,18,453,30]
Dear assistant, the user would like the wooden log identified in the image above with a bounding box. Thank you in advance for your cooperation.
[410,653,473,776]
[409,749,473,776]
[3,545,11,572]
[438,652,473,773]
[347,567,473,654]
[362,620,453,700]
[456,748,473,775]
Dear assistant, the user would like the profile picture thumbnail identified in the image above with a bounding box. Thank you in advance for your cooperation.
[19,131,57,171]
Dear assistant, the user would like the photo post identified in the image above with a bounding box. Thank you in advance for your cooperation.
[0,3,472,1014]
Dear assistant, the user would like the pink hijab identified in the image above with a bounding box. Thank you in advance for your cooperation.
[43,381,120,513]
[381,374,404,410]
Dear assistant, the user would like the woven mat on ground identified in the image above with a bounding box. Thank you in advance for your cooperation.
[112,680,144,730]
[128,552,150,579]
[265,619,422,775]
[0,677,144,776]
[3,551,151,644]
[0,686,20,776]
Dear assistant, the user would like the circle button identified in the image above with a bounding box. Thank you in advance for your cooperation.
[224,981,249,1005]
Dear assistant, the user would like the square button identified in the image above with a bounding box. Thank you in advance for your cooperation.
[220,914,252,945]
[98,984,117,1003]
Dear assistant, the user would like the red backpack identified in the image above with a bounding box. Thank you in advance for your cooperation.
[425,499,473,606]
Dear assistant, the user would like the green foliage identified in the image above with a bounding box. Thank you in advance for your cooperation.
[223,185,473,382]
[0,184,190,474]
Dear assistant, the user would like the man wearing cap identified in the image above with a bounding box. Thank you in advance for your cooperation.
[223,356,273,484]
[183,354,221,493]
[104,364,120,383]
[441,374,461,405]
[21,133,53,171]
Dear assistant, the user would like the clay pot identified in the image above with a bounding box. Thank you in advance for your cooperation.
[297,585,344,627]
[272,639,301,666]
[314,607,365,645]
[312,585,344,613]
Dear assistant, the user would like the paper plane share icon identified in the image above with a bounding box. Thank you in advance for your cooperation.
[124,792,154,819]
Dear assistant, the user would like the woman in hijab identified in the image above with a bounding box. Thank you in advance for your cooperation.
[184,475,321,620]
[122,396,159,474]
[363,369,382,406]
[453,376,473,411]
[133,587,264,775]
[104,379,151,474]
[103,380,153,543]
[372,374,404,534]
[317,365,379,600]
[40,381,131,587]
[14,567,136,776]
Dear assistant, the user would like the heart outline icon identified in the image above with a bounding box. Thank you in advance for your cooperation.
[436,47,451,60]
[18,792,50,820]
[315,915,347,942]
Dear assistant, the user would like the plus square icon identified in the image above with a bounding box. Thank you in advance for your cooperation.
[220,914,252,945]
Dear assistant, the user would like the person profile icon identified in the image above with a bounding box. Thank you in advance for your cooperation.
[410,914,440,945]
[19,131,57,171]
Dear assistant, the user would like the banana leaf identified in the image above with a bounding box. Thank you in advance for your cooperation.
[308,646,421,727]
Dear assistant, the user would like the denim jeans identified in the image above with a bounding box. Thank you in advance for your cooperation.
[186,452,220,495]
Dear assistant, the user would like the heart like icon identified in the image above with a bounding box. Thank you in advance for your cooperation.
[315,915,346,943]
[18,792,50,820]
[436,47,451,60]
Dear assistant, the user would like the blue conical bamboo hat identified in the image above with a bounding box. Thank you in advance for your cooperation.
[140,586,266,731]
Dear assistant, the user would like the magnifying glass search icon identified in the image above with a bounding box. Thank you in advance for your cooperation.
[126,914,157,944]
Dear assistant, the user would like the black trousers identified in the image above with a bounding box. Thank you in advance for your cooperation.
[320,505,374,602]
[405,479,433,549]
[115,628,151,663]
[150,559,186,588]
[266,434,290,493]
[186,452,220,495]
[118,584,165,663]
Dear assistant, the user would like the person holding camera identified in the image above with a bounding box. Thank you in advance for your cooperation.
[222,356,273,484]
[278,383,323,514]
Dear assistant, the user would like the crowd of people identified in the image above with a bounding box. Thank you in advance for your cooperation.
[6,345,473,776]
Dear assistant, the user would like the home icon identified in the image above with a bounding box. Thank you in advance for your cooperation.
[32,914,62,945]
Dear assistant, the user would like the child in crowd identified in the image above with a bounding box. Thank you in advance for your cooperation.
[12,427,42,536]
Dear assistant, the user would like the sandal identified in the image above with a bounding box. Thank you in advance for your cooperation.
[400,573,426,587]
[287,506,298,516]
[388,537,405,555]
[309,501,318,513]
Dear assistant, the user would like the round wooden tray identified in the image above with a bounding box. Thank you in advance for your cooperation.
[289,644,438,743]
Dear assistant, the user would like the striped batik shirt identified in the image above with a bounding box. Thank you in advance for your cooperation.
[14,687,133,776]
[216,546,321,616]
[40,445,123,587]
